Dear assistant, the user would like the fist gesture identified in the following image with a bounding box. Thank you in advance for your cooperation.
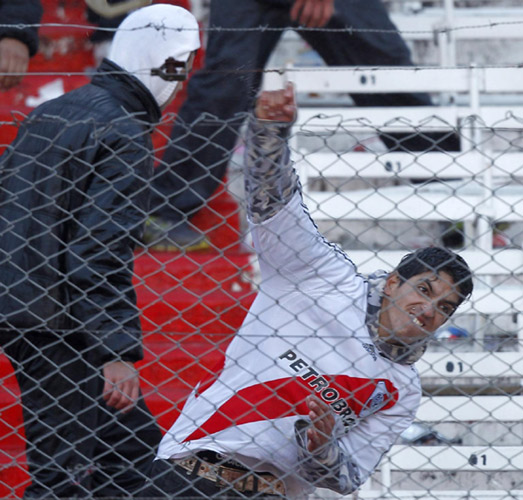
[306,395,336,452]
[291,0,335,28]
[255,82,297,123]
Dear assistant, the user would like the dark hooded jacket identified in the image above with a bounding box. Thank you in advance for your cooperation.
[0,0,43,56]
[0,59,161,363]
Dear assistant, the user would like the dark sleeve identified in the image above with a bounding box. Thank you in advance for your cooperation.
[65,134,153,364]
[0,0,43,56]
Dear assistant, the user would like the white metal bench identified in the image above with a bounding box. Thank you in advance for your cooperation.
[416,394,523,422]
[263,65,523,256]
[320,251,523,498]
[261,9,523,498]
[274,3,523,71]
[389,3,523,67]
[418,352,523,381]
[365,445,523,500]
[314,394,523,500]
[350,249,523,500]
[266,65,523,355]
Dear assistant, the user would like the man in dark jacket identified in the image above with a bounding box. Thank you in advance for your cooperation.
[0,4,199,497]
[0,0,42,91]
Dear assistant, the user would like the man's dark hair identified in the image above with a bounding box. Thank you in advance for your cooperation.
[395,247,473,304]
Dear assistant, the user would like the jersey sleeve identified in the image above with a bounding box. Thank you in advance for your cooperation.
[294,389,420,494]
[245,117,358,292]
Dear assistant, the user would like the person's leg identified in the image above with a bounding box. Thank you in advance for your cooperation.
[149,0,285,237]
[299,0,459,151]
[89,387,162,497]
[1,332,100,498]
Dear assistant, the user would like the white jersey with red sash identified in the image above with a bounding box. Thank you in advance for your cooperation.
[158,192,421,499]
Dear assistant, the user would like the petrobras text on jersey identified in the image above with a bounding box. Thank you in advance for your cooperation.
[279,349,358,430]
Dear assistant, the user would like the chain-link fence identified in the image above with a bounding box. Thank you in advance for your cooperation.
[1,1,523,499]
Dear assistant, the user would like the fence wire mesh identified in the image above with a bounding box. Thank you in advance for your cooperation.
[1,1,523,499]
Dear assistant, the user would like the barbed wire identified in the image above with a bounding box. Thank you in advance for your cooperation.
[1,111,521,134]
[2,61,523,80]
[3,18,523,36]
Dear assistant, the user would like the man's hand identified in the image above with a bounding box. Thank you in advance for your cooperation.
[306,395,336,453]
[102,360,139,413]
[0,38,30,91]
[291,0,334,28]
[255,82,296,122]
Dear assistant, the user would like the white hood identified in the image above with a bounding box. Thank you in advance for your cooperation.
[108,4,200,108]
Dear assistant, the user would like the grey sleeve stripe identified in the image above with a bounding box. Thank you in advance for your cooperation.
[294,419,362,494]
[244,117,299,223]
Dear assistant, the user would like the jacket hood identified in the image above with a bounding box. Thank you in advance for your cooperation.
[92,58,161,124]
[107,4,200,108]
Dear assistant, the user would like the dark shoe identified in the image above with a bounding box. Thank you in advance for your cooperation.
[143,218,209,251]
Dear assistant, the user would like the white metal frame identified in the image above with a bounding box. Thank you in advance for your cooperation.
[263,6,523,499]
[389,2,523,68]
[263,64,523,258]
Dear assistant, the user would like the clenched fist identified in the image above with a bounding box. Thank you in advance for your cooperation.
[255,82,297,123]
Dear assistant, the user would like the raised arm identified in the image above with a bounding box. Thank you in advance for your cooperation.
[245,84,358,290]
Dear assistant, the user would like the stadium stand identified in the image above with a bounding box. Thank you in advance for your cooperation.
[261,29,523,500]
[389,2,523,67]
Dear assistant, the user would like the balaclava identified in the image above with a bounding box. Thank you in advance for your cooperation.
[108,4,200,108]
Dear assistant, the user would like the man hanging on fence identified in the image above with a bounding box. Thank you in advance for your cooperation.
[146,83,474,499]
[0,4,199,497]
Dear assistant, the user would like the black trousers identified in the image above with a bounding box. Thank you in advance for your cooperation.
[151,0,458,223]
[0,331,162,498]
[143,459,284,499]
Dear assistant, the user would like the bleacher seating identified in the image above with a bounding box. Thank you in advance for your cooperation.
[263,63,523,263]
[315,355,523,499]
[275,3,523,75]
[264,8,523,496]
[268,54,523,500]
[389,3,523,67]
[316,391,523,499]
